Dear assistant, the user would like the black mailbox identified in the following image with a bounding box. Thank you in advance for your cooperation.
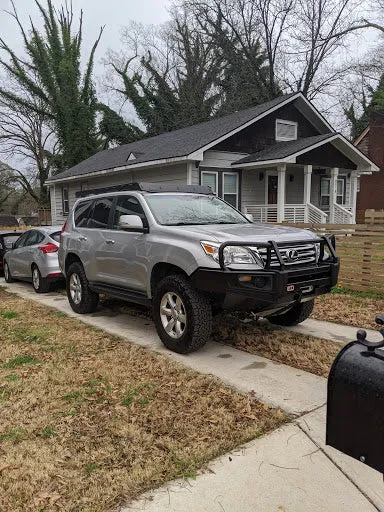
[326,315,384,473]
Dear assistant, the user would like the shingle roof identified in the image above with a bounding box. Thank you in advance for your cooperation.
[233,134,334,165]
[47,93,299,182]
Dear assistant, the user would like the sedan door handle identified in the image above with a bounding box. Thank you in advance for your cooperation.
[105,239,115,245]
[78,235,87,241]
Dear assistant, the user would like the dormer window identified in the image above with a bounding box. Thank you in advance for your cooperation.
[276,119,298,141]
[128,152,136,161]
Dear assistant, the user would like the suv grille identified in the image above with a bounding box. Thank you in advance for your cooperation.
[254,244,317,267]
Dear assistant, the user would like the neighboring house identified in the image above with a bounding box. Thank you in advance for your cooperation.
[46,92,379,225]
[354,112,384,217]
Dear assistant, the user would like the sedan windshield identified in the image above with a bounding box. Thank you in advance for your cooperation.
[144,194,248,226]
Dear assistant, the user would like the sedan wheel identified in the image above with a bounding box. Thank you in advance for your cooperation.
[32,265,49,293]
[4,261,14,283]
[69,272,82,305]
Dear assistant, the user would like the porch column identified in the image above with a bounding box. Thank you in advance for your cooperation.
[329,167,339,223]
[303,165,312,222]
[350,170,359,222]
[277,164,286,223]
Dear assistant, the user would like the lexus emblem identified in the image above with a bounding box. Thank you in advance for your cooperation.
[286,249,299,261]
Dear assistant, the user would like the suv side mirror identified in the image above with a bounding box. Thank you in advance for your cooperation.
[118,214,146,232]
[245,213,253,222]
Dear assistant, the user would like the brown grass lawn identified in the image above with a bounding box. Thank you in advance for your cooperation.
[0,289,287,512]
[211,315,342,378]
[312,292,384,330]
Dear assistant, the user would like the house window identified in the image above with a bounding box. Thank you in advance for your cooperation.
[276,119,298,141]
[200,170,240,209]
[223,173,239,208]
[201,171,218,194]
[62,186,69,215]
[320,176,346,206]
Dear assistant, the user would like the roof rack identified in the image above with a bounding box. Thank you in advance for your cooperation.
[75,182,213,198]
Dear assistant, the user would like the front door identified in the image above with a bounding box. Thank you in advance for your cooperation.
[268,175,278,204]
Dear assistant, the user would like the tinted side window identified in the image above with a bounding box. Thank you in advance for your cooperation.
[88,197,113,229]
[113,195,146,229]
[74,200,93,228]
[25,230,45,246]
[14,231,32,248]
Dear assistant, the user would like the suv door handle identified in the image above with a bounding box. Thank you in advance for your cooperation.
[78,235,87,241]
[105,239,115,244]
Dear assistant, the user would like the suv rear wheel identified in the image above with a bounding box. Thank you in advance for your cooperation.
[268,298,314,326]
[153,274,212,354]
[66,262,99,314]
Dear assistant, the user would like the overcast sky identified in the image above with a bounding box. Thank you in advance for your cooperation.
[0,0,172,67]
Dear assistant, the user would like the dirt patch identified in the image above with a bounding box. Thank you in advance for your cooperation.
[312,293,384,330]
[211,315,342,378]
[0,290,286,512]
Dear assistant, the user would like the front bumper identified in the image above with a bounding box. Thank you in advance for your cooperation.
[190,262,340,311]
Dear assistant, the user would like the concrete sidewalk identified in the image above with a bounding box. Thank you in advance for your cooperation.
[1,278,383,511]
[122,410,381,512]
[288,318,381,344]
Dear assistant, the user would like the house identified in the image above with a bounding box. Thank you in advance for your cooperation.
[354,111,384,218]
[46,92,379,225]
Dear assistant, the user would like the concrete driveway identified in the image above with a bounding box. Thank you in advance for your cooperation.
[1,277,383,512]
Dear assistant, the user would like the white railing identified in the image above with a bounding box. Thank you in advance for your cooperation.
[332,203,355,224]
[245,203,330,224]
[284,204,306,223]
[307,203,328,223]
[245,204,278,223]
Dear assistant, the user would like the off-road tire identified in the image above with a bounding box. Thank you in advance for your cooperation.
[66,261,99,314]
[32,265,50,293]
[269,298,315,326]
[3,260,14,283]
[153,274,212,354]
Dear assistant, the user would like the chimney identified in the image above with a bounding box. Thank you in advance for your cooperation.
[368,111,384,168]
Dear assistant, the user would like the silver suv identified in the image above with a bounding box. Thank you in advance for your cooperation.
[59,183,339,353]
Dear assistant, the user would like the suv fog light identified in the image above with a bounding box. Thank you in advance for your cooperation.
[254,277,267,288]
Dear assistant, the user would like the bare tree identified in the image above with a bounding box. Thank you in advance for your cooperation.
[0,98,58,207]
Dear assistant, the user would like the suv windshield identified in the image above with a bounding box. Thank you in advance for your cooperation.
[144,194,248,226]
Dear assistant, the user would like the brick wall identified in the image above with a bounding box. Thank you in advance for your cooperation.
[356,112,384,211]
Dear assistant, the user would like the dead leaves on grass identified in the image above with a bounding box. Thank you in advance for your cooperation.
[312,293,384,330]
[211,314,341,377]
[0,290,287,512]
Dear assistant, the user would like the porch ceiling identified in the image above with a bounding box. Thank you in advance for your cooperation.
[232,133,379,173]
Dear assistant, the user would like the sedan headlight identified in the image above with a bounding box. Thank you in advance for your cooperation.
[200,241,264,268]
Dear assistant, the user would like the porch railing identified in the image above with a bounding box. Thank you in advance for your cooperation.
[245,204,278,223]
[307,203,328,223]
[332,203,355,224]
[244,204,328,224]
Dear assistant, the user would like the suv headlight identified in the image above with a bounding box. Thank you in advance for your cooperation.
[200,241,264,268]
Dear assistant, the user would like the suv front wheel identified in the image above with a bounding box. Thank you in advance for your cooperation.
[153,274,212,354]
[66,262,99,314]
[268,298,314,326]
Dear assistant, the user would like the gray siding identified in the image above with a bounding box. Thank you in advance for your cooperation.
[50,163,188,224]
[286,167,304,204]
[241,170,265,211]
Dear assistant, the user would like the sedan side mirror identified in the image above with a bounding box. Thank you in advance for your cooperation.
[118,214,147,232]
[245,213,254,222]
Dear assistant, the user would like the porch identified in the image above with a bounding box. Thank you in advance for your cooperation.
[231,133,377,225]
[241,164,356,224]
